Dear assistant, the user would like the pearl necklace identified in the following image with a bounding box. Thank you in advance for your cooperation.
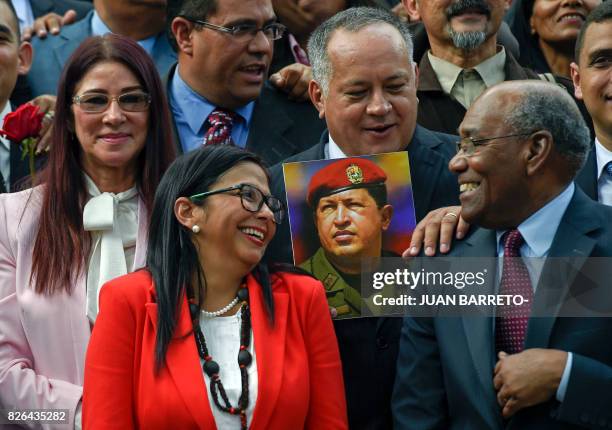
[200,296,241,318]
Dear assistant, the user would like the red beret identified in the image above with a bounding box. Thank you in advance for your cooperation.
[307,157,387,207]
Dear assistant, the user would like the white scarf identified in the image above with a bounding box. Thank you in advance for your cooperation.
[82,174,138,322]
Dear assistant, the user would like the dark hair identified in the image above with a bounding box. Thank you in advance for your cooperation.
[575,1,612,62]
[30,34,176,294]
[147,145,276,370]
[166,0,217,51]
[0,0,20,37]
[308,7,414,94]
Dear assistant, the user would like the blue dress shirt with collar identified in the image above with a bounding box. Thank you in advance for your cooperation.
[495,182,575,403]
[169,66,255,153]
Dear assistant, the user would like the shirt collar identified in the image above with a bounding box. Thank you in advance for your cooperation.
[473,47,506,88]
[327,133,348,159]
[594,137,612,180]
[427,46,506,94]
[496,182,575,257]
[171,66,254,135]
[91,11,158,56]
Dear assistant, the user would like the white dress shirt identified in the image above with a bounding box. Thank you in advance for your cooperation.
[595,138,612,206]
[326,133,348,159]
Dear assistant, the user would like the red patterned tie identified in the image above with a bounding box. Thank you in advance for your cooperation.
[203,108,237,146]
[495,229,533,354]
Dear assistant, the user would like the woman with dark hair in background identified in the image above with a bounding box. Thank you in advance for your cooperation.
[83,145,347,429]
[0,34,175,429]
[506,0,600,78]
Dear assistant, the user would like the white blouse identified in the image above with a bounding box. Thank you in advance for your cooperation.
[199,309,258,429]
[82,173,139,322]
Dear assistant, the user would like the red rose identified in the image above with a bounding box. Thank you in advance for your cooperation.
[0,103,44,142]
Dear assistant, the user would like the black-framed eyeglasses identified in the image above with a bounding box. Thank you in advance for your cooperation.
[455,133,533,156]
[182,16,286,42]
[72,91,151,113]
[190,183,285,224]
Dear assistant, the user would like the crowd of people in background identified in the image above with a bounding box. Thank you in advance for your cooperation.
[0,0,611,429]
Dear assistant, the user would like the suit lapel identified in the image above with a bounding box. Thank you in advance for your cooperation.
[30,0,53,16]
[9,140,28,192]
[249,274,289,428]
[53,12,93,75]
[162,63,183,155]
[503,52,533,80]
[458,229,500,414]
[247,88,295,165]
[408,126,447,220]
[525,189,600,348]
[575,147,597,201]
[146,295,216,429]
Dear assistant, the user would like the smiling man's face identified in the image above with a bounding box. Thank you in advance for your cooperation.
[310,22,418,155]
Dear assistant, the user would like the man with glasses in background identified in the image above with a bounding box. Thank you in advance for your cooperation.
[166,0,325,166]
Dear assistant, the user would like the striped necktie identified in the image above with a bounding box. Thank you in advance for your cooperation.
[203,108,237,146]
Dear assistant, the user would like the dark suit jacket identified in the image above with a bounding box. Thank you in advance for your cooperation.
[31,0,92,19]
[416,51,593,137]
[265,125,460,430]
[165,63,326,167]
[393,187,612,429]
[27,10,176,97]
[576,147,598,201]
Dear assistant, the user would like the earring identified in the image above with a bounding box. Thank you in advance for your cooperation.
[192,225,200,234]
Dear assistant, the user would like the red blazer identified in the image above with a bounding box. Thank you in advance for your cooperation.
[82,270,347,430]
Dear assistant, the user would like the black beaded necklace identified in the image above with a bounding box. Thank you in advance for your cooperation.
[189,286,252,430]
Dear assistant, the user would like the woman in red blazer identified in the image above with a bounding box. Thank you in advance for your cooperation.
[83,145,347,430]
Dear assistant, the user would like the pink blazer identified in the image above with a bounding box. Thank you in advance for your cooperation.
[0,186,148,429]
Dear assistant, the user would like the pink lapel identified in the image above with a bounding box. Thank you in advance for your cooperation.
[248,274,289,428]
[145,292,216,429]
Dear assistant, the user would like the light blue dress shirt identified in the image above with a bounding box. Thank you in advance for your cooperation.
[91,11,157,55]
[495,182,575,403]
[11,0,34,33]
[169,66,254,153]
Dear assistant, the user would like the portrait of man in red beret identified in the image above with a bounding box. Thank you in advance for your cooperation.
[301,157,395,318]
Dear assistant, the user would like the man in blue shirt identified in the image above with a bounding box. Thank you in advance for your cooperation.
[393,80,612,429]
[166,0,325,165]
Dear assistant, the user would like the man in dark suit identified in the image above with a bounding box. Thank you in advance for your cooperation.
[571,2,612,205]
[27,0,176,97]
[393,80,612,429]
[165,0,325,166]
[265,8,459,429]
[0,0,35,193]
